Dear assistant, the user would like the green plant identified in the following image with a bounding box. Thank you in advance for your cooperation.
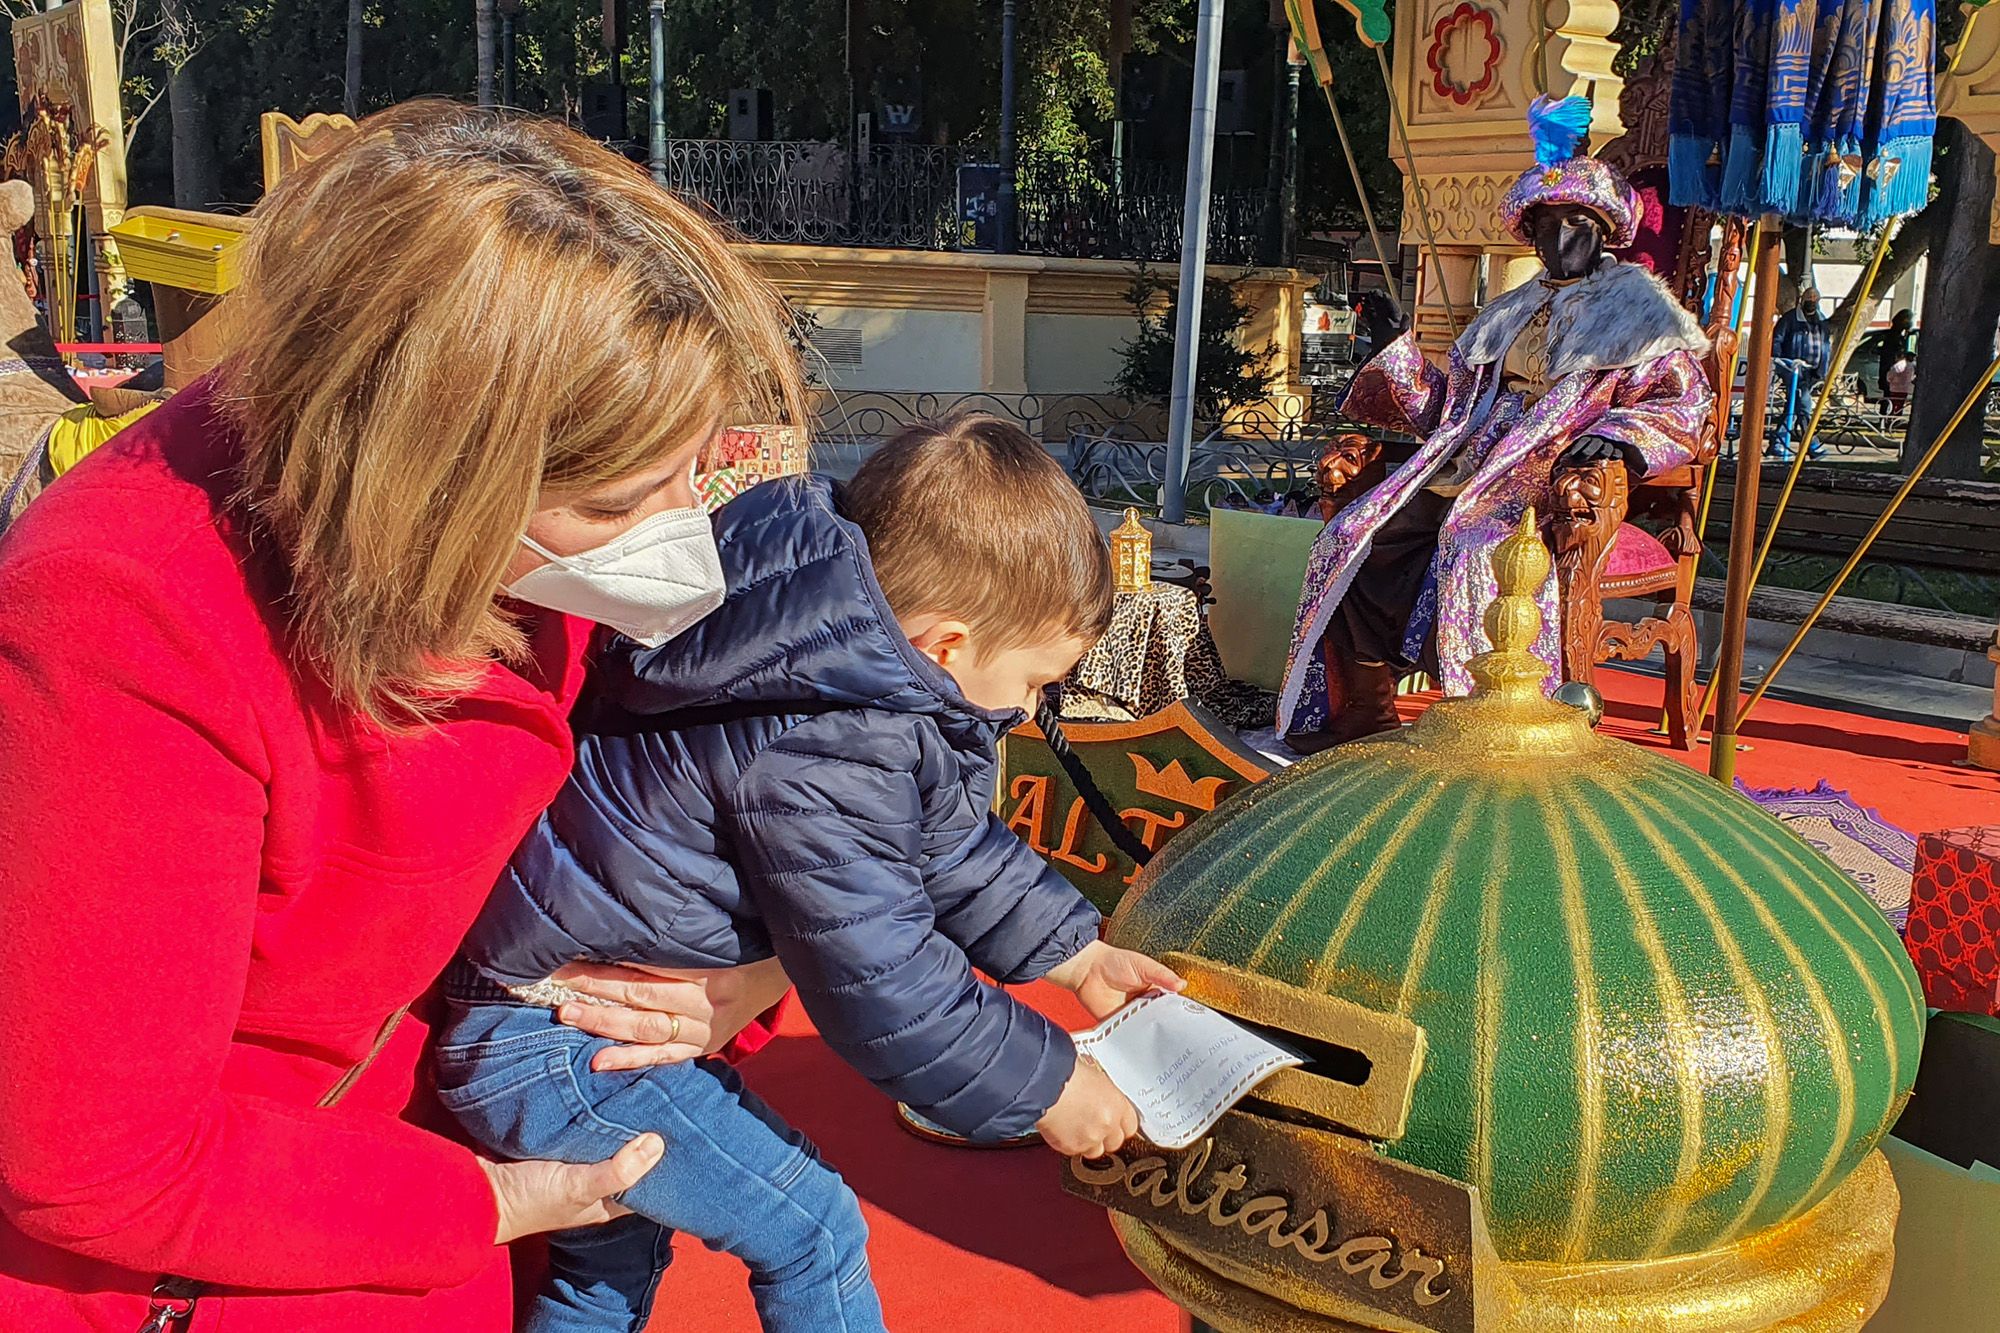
[1112,265,1273,421]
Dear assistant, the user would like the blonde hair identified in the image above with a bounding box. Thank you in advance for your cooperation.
[219,101,807,722]
[842,414,1114,654]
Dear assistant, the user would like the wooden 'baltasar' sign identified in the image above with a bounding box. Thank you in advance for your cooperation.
[999,700,1271,914]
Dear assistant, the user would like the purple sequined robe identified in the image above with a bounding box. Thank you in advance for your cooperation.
[1280,258,1712,735]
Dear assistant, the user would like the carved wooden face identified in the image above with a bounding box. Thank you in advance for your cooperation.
[1316,433,1375,495]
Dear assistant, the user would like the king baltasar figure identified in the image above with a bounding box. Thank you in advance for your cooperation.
[1280,97,1714,751]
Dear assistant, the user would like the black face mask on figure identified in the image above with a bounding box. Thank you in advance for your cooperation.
[1529,205,1606,281]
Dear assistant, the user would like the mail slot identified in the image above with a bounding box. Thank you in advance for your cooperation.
[1162,953,1424,1143]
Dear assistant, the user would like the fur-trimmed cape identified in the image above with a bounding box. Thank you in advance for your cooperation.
[1457,256,1709,380]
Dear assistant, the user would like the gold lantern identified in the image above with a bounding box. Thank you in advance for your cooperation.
[1112,507,1153,594]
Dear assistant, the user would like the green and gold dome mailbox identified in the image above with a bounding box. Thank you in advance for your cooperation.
[1069,514,1925,1332]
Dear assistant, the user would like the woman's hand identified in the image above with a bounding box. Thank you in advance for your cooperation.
[479,1133,664,1244]
[551,957,793,1071]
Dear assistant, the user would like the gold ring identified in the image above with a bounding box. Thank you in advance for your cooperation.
[667,1013,682,1045]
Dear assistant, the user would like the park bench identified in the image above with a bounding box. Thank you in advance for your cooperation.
[1706,463,2000,575]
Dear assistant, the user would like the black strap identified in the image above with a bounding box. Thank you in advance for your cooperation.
[1035,700,1153,868]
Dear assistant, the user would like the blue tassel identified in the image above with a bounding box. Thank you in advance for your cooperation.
[1528,95,1594,166]
[1860,134,1935,227]
[1789,147,1856,226]
[1669,134,1720,208]
[1718,125,1763,215]
[1760,122,1805,216]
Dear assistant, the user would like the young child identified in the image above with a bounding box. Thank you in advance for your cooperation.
[1884,353,1914,413]
[438,415,1179,1333]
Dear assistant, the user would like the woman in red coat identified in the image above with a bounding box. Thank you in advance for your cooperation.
[0,103,804,1333]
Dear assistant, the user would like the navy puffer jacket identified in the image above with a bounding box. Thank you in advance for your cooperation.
[459,474,1100,1139]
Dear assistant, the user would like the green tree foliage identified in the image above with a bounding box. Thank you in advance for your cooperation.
[1113,265,1273,417]
[42,0,1396,237]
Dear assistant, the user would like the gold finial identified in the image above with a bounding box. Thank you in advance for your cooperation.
[1472,508,1553,698]
[1111,507,1153,594]
[1411,506,1596,758]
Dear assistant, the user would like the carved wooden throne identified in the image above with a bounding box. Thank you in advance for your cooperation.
[1312,217,1741,749]
[1544,61,1740,750]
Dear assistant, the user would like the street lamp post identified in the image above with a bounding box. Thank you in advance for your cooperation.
[647,0,667,184]
[1281,47,1301,267]
[998,0,1019,253]
[1161,0,1226,525]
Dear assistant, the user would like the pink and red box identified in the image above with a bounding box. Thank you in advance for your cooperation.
[1905,826,2000,1014]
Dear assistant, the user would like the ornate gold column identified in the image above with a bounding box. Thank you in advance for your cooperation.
[1387,0,1625,349]
[10,0,132,313]
[1940,7,2000,770]
[1940,3,2000,244]
[1972,627,2000,771]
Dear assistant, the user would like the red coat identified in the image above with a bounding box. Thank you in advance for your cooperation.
[0,380,593,1332]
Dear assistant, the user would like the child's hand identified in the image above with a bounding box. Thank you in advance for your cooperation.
[1045,939,1184,1019]
[1036,1056,1140,1158]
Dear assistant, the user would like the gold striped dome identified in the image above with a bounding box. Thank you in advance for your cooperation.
[1109,515,1925,1266]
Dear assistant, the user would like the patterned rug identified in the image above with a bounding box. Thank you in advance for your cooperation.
[1738,780,1916,929]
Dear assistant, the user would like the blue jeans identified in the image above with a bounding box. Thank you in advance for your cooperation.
[433,992,884,1333]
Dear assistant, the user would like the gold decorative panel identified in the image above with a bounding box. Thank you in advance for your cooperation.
[260,112,358,193]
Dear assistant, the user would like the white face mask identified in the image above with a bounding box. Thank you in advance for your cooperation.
[504,505,725,647]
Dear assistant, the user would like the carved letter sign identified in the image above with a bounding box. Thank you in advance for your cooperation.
[999,701,1271,914]
[1065,1110,1483,1333]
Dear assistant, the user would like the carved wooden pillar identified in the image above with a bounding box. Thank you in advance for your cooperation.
[1972,627,2000,771]
[1386,0,1625,351]
[1938,12,2000,652]
[10,0,133,313]
[1940,3,2000,244]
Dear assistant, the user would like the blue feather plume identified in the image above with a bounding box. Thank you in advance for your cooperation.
[1527,95,1593,166]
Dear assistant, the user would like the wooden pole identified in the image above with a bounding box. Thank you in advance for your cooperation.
[1707,225,1782,782]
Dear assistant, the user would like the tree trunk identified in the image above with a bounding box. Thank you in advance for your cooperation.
[1907,120,2000,481]
[475,0,497,107]
[345,0,365,119]
[162,0,219,210]
[1828,201,1936,332]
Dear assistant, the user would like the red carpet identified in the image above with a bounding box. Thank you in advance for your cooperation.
[648,671,1996,1332]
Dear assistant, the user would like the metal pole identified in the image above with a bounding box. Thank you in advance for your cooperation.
[1740,350,2000,723]
[647,0,667,185]
[1707,225,1783,782]
[1280,53,1301,268]
[1162,0,1226,525]
[999,0,1019,254]
[1747,221,1899,589]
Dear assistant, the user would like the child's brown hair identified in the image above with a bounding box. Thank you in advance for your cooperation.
[843,414,1114,656]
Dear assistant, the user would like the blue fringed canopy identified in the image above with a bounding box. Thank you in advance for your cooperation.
[1668,0,1937,226]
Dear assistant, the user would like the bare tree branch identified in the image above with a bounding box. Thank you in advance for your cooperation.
[1829,202,1938,332]
[124,81,169,146]
[125,0,207,155]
